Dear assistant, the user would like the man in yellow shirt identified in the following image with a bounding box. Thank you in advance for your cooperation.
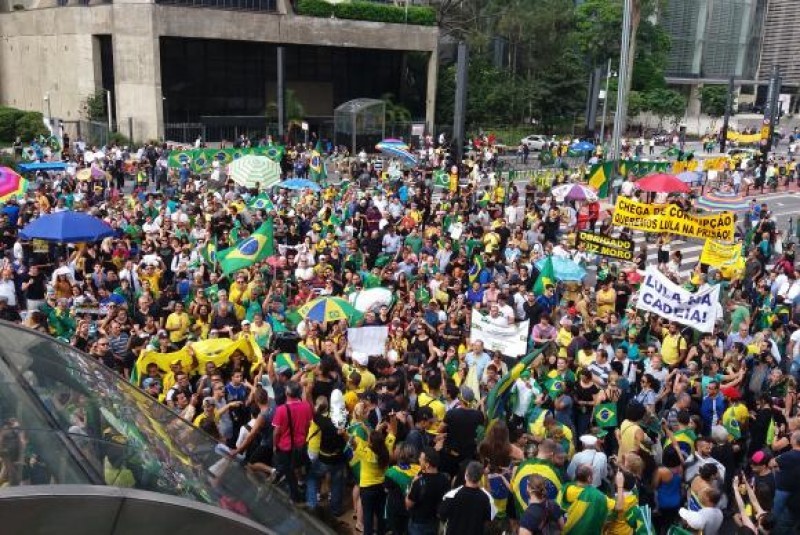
[595,280,616,317]
[661,321,688,367]
[165,302,190,345]
[137,262,163,297]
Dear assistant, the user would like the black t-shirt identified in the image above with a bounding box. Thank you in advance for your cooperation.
[23,272,47,300]
[444,407,484,457]
[775,449,800,493]
[408,471,451,523]
[438,486,492,535]
[520,500,564,535]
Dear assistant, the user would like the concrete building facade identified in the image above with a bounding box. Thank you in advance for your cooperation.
[758,0,800,86]
[0,0,439,141]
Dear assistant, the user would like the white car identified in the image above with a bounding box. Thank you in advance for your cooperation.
[521,134,548,151]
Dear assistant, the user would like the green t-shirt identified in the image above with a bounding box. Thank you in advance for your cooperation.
[730,305,750,332]
[405,235,422,254]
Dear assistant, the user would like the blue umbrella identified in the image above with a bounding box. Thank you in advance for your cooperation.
[280,178,322,192]
[569,141,596,153]
[535,256,587,282]
[377,144,418,166]
[20,211,115,242]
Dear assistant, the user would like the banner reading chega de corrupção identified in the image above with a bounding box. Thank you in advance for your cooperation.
[700,240,742,268]
[635,266,721,332]
[576,230,634,261]
[612,197,735,241]
[469,314,529,357]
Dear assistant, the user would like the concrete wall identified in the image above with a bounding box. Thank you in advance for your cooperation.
[0,2,439,141]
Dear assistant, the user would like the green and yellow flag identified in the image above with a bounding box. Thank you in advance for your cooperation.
[217,220,275,275]
[533,255,555,295]
[297,342,321,365]
[432,169,449,189]
[587,161,614,198]
[560,482,614,535]
[309,140,327,181]
[593,402,618,428]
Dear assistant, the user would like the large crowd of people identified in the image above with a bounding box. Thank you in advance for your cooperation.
[2,131,800,535]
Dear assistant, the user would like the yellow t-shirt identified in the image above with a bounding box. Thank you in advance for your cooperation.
[417,392,446,422]
[354,433,396,487]
[661,333,687,366]
[165,312,190,343]
[596,288,616,316]
[343,364,376,393]
[139,269,162,297]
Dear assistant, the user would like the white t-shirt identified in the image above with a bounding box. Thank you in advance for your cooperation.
[679,507,723,535]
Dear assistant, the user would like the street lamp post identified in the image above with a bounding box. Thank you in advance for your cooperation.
[599,59,616,151]
[611,0,633,164]
[43,93,52,129]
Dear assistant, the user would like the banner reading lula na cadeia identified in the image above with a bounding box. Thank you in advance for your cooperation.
[612,197,735,241]
[470,314,530,357]
[636,266,721,332]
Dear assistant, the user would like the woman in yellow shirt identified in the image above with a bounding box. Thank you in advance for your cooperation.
[596,280,617,317]
[351,425,394,535]
[165,302,190,344]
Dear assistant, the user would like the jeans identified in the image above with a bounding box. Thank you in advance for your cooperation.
[274,449,302,502]
[360,483,386,535]
[305,458,345,516]
[408,520,438,535]
[773,489,798,535]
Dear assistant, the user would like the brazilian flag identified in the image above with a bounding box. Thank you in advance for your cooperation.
[560,482,613,535]
[593,402,618,428]
[722,404,742,439]
[468,254,485,285]
[193,152,209,173]
[533,255,555,295]
[432,169,449,189]
[214,150,232,165]
[511,458,562,511]
[665,428,697,457]
[587,161,614,198]
[265,143,285,163]
[216,220,275,275]
[309,140,327,181]
[248,193,274,212]
[543,375,565,400]
[275,353,297,372]
[297,342,320,365]
[484,349,541,424]
[201,237,217,268]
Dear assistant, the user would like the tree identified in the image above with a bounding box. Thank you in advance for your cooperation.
[645,88,686,129]
[382,93,412,124]
[628,90,648,118]
[699,85,728,118]
[81,90,107,122]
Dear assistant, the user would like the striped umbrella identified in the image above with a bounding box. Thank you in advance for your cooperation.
[228,155,281,189]
[376,138,409,151]
[297,296,361,324]
[0,167,26,201]
[377,144,417,166]
[550,183,598,202]
[695,190,750,212]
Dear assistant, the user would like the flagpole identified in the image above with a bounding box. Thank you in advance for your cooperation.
[611,0,633,202]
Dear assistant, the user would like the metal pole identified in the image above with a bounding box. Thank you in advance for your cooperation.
[106,90,113,132]
[453,41,469,165]
[759,65,781,187]
[585,65,602,138]
[611,0,633,166]
[599,58,612,150]
[719,75,735,154]
[276,46,285,140]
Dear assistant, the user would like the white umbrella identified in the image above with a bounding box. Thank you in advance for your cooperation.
[352,287,393,312]
[228,155,281,189]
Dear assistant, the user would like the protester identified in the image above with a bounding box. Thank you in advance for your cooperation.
[6,132,800,535]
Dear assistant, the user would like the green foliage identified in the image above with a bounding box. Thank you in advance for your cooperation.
[82,90,108,122]
[0,107,24,141]
[644,88,686,127]
[382,93,412,124]
[0,154,17,169]
[296,0,436,26]
[574,0,623,64]
[0,107,48,142]
[628,90,648,117]
[109,131,131,147]
[699,85,729,118]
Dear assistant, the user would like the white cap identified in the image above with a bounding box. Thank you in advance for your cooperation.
[579,435,598,447]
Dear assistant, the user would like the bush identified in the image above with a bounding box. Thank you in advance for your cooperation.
[0,107,48,143]
[109,131,131,147]
[295,0,333,17]
[0,107,25,142]
[296,0,436,26]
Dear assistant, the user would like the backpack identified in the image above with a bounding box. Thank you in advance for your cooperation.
[244,407,274,464]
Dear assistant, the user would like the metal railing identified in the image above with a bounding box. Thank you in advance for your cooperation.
[156,0,277,11]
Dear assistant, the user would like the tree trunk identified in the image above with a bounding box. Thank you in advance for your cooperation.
[620,0,641,135]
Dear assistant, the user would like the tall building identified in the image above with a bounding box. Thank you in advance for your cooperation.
[758,0,800,86]
[661,0,766,83]
[0,0,439,141]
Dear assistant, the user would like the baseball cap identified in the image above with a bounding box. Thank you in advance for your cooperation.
[241,319,251,326]
[751,450,771,466]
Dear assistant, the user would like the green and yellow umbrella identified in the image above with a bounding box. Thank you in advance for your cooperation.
[297,296,361,324]
[228,155,282,190]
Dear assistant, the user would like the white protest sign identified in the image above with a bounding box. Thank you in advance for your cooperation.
[469,314,530,357]
[635,266,721,332]
[347,326,389,357]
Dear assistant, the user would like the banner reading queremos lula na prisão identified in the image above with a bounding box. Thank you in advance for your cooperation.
[635,266,721,332]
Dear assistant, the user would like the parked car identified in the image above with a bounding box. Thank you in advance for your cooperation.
[521,134,548,151]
